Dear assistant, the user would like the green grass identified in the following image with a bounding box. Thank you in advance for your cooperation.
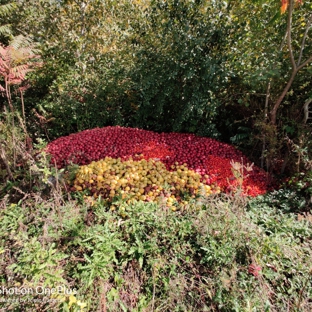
[0,189,311,311]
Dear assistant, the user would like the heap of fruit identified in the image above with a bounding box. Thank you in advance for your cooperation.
[47,126,269,199]
[73,157,217,209]
[203,155,267,197]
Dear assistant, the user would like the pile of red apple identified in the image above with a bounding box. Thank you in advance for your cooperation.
[47,126,269,196]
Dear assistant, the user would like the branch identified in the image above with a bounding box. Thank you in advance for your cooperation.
[280,28,288,51]
[303,98,312,124]
[297,14,312,66]
[287,0,296,70]
[298,54,312,71]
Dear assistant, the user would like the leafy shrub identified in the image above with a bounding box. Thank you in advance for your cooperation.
[249,171,312,213]
[127,0,228,136]
[26,0,231,140]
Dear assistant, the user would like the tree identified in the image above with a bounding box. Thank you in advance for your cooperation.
[270,0,312,125]
[222,0,312,172]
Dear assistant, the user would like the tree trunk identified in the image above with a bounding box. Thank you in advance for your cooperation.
[270,69,297,125]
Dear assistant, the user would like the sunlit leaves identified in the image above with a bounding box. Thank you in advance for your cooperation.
[0,2,18,39]
[281,0,289,14]
[0,36,38,83]
[280,0,303,14]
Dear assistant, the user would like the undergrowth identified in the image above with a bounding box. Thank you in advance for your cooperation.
[0,190,311,311]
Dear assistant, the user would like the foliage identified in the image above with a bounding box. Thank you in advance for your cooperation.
[13,0,139,138]
[0,34,39,117]
[126,0,229,136]
[249,188,308,213]
[1,2,312,310]
[0,112,65,203]
[214,0,312,174]
[0,110,28,183]
[0,188,311,311]
[5,0,309,177]
[0,1,17,39]
[248,128,312,212]
[0,119,311,312]
[10,0,232,139]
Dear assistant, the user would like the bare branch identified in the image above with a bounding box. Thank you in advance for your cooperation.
[297,14,312,66]
[298,54,312,71]
[287,0,297,70]
[303,98,312,124]
[280,29,288,51]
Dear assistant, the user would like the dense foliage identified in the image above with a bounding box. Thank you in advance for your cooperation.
[0,0,307,174]
[0,1,310,169]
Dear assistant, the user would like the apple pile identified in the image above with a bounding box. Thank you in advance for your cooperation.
[73,156,218,210]
[47,126,269,196]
